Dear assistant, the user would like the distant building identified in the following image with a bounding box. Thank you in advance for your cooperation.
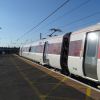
[0,47,19,54]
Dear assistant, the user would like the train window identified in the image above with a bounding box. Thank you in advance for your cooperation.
[48,43,61,54]
[30,45,44,53]
[22,47,28,52]
[86,40,97,57]
[69,40,82,56]
[30,46,35,52]
[86,33,98,57]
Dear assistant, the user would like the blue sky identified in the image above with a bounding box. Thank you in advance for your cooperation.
[0,0,100,47]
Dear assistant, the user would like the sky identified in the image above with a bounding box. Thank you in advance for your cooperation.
[0,0,100,47]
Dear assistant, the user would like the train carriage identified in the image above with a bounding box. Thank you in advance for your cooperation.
[68,24,100,82]
[20,23,100,83]
[42,35,63,69]
[20,40,45,63]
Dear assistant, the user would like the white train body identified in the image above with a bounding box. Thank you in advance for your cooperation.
[20,40,45,64]
[20,36,63,69]
[42,35,63,69]
[20,24,100,83]
[68,24,100,82]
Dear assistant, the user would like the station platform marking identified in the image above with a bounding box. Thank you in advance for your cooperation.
[10,57,44,100]
[86,87,91,97]
[14,54,100,100]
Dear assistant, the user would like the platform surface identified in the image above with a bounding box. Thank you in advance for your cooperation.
[0,54,94,100]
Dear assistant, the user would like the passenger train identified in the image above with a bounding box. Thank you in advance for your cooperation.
[19,24,100,83]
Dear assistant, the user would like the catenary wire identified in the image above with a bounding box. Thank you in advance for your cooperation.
[16,0,70,41]
[60,11,100,28]
[40,0,91,30]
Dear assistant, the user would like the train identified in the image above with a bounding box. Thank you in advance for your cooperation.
[19,23,100,84]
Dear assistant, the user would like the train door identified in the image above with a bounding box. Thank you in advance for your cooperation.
[43,41,49,64]
[84,32,99,80]
[20,47,22,56]
[60,32,71,74]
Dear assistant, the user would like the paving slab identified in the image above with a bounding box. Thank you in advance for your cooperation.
[0,54,94,100]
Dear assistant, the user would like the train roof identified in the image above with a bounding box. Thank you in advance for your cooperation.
[21,23,100,48]
[21,34,64,47]
[72,23,100,35]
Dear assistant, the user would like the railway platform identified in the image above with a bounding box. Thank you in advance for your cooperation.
[0,54,99,100]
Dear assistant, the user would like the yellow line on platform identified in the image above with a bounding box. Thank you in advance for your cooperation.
[14,55,68,99]
[86,87,91,96]
[85,87,91,100]
[14,55,100,100]
[14,54,54,77]
[10,57,45,100]
[45,77,67,99]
